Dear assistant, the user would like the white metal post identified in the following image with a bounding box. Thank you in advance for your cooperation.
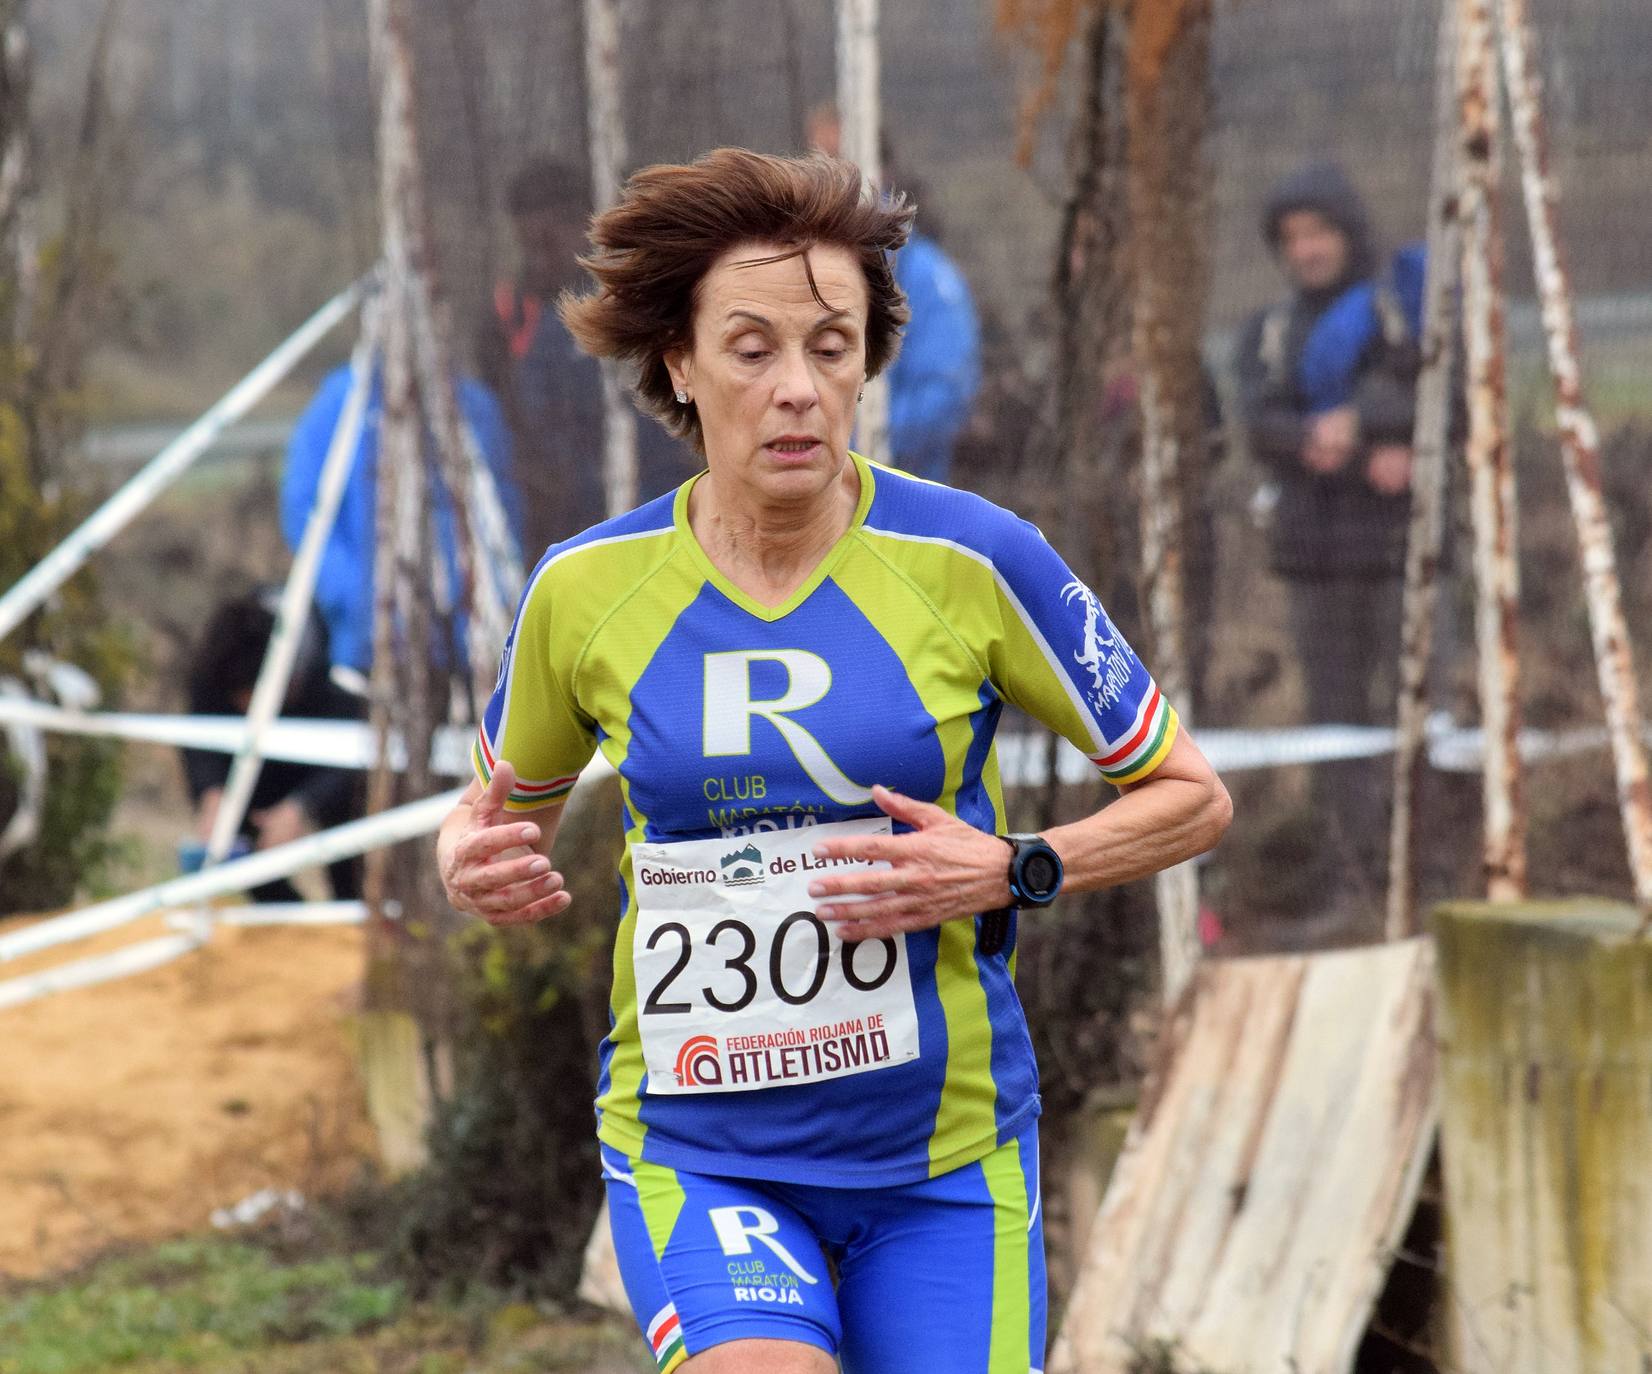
[585,0,637,517]
[837,0,889,462]
[205,300,383,866]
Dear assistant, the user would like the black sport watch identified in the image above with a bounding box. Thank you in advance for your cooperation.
[977,833,1064,956]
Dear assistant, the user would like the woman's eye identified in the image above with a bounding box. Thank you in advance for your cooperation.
[737,349,769,362]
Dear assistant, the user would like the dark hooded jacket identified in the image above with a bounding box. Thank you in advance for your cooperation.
[1234,163,1419,577]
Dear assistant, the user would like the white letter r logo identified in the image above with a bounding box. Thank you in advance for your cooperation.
[707,1205,821,1284]
[702,650,871,805]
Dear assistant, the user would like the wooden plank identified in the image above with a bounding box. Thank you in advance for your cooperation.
[1051,939,1437,1373]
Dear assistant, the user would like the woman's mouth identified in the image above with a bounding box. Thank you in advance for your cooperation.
[766,437,822,458]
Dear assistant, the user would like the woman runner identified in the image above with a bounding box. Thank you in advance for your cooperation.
[436,148,1231,1374]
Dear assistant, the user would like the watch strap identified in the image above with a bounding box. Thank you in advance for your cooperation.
[978,834,1034,957]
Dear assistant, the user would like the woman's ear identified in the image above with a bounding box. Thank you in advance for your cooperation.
[663,347,692,395]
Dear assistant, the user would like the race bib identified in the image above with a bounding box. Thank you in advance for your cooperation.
[631,818,921,1095]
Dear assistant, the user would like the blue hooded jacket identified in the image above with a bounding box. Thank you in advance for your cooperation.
[887,231,981,483]
[1297,243,1428,415]
[281,364,521,674]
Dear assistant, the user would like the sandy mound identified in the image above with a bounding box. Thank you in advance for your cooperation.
[0,918,375,1279]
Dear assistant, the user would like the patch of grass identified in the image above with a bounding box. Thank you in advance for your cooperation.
[0,1238,402,1373]
[0,1235,652,1374]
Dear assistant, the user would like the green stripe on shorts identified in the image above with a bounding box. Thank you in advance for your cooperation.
[981,1135,1033,1373]
[632,1156,687,1261]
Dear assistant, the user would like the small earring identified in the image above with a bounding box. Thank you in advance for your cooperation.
[674,389,689,405]
[857,386,864,401]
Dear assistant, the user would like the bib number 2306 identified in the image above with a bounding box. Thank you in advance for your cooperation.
[631,818,920,1095]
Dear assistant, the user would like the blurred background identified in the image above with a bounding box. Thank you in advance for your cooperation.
[1,0,1650,1369]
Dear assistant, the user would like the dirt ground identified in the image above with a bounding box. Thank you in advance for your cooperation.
[0,914,375,1279]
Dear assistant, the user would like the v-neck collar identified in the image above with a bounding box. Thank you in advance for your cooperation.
[673,451,875,622]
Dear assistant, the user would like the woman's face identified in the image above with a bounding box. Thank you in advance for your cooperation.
[667,241,867,508]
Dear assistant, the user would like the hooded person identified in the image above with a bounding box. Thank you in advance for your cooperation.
[1232,161,1425,933]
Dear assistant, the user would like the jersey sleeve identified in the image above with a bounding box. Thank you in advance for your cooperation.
[473,566,597,809]
[987,517,1179,786]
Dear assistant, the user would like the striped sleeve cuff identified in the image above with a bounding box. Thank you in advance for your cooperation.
[472,731,579,810]
[1091,688,1178,785]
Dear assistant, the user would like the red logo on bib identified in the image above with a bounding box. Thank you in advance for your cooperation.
[674,1035,723,1088]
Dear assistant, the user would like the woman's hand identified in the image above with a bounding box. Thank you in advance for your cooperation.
[806,785,1012,942]
[437,763,571,925]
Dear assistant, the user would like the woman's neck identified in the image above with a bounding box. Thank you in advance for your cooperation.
[690,457,860,605]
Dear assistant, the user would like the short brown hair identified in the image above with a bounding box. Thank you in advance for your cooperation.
[559,148,914,452]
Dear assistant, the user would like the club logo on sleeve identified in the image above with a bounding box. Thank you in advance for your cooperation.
[1061,579,1135,713]
[719,843,766,887]
[673,1034,723,1088]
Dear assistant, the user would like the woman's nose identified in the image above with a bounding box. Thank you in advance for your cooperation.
[773,346,819,409]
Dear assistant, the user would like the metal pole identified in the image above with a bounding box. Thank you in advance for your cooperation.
[1386,0,1464,939]
[836,0,889,463]
[205,300,382,867]
[0,280,363,645]
[0,788,463,966]
[1457,0,1527,901]
[584,0,638,517]
[1496,0,1652,917]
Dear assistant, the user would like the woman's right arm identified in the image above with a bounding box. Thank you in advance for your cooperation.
[436,762,572,926]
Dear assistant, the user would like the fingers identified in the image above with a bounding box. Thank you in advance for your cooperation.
[869,784,947,828]
[468,851,554,895]
[828,899,923,941]
[483,886,574,926]
[453,819,542,868]
[812,833,900,864]
[809,867,909,903]
[472,760,516,829]
[462,869,567,920]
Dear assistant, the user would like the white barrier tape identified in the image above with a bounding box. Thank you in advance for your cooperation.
[0,699,474,775]
[0,692,1638,782]
[0,277,368,645]
[0,788,462,964]
[0,932,203,1012]
[213,901,371,928]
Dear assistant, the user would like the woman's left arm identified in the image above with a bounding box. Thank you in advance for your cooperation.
[810,729,1231,942]
[1042,728,1231,893]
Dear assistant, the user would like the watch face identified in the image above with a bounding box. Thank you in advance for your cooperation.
[1021,850,1061,898]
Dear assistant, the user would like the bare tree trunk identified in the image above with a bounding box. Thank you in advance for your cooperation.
[1125,0,1212,1003]
[1496,0,1652,917]
[26,0,121,486]
[1037,5,1129,835]
[1457,0,1527,901]
[584,0,637,518]
[362,0,469,1172]
[0,0,38,343]
[1386,0,1464,940]
[837,0,888,462]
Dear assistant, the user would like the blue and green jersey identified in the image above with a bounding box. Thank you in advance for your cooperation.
[475,453,1177,1187]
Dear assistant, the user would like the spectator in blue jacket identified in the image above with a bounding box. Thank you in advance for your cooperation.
[281,363,521,681]
[886,229,983,483]
[1233,161,1427,930]
[807,106,982,484]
